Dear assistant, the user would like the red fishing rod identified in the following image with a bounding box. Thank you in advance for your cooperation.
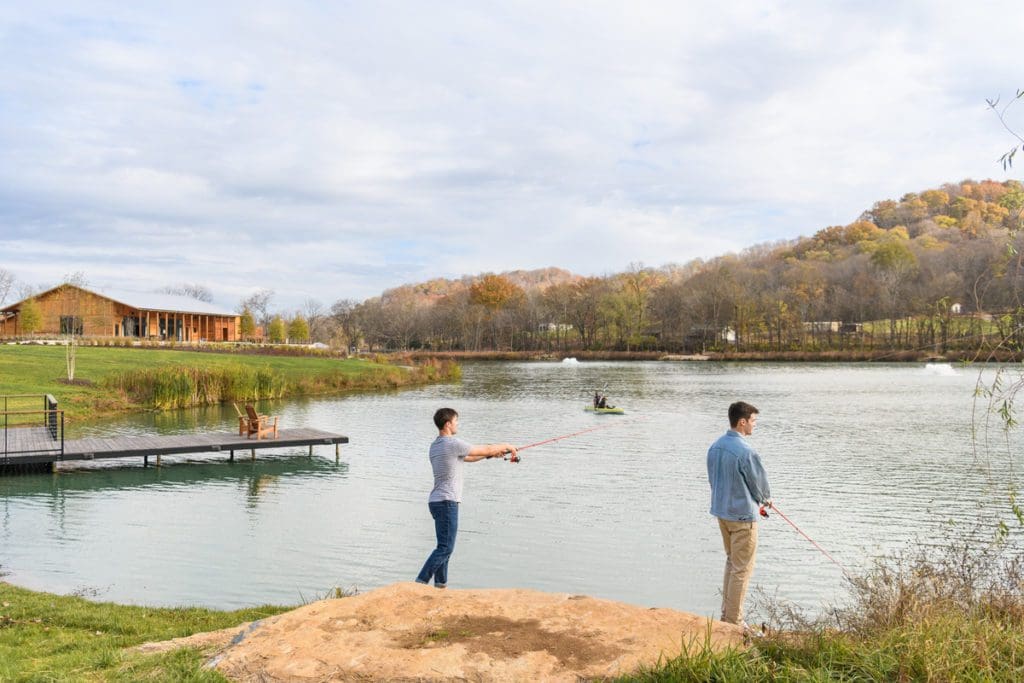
[502,418,643,462]
[761,501,853,579]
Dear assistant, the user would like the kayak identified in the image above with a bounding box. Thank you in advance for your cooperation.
[584,405,625,415]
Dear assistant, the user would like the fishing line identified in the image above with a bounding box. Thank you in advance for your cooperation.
[505,417,645,459]
[766,502,853,579]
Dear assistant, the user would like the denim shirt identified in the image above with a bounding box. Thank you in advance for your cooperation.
[707,429,771,522]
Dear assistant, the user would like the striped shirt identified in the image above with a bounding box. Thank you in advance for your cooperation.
[428,436,472,503]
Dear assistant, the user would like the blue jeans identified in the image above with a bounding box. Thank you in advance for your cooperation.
[416,500,459,587]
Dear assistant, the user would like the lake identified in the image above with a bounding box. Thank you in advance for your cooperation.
[1,361,1020,619]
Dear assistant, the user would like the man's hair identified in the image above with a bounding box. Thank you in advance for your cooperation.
[728,401,759,427]
[433,407,458,430]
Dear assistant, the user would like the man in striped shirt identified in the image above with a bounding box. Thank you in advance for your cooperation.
[415,407,518,589]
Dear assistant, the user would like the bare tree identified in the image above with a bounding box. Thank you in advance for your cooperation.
[301,298,327,342]
[330,298,363,350]
[0,268,14,306]
[239,289,275,329]
[160,283,214,302]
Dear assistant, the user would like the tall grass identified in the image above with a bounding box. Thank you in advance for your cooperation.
[103,359,461,410]
[104,365,286,409]
[622,526,1024,682]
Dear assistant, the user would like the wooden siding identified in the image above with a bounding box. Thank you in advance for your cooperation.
[0,286,240,341]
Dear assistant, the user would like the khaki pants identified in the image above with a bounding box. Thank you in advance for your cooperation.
[718,517,758,624]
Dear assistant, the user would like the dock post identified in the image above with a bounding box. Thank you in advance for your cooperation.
[335,443,340,464]
[51,461,57,474]
[156,454,162,467]
[251,448,255,461]
[144,455,148,467]
[229,450,234,462]
[309,445,313,458]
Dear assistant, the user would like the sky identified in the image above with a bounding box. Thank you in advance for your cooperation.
[1,1,1022,313]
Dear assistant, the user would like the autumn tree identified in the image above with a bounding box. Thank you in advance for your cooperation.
[468,274,525,349]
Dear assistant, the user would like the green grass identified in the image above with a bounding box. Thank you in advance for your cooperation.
[0,581,291,681]
[3,529,1023,681]
[0,345,459,420]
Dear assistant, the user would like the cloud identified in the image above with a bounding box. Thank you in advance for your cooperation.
[1,1,1022,311]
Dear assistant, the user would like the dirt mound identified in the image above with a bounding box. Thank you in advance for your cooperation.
[145,582,745,681]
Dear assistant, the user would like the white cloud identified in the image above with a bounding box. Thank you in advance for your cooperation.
[1,1,1023,310]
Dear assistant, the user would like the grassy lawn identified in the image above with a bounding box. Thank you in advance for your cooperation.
[0,345,457,421]
[0,581,290,681]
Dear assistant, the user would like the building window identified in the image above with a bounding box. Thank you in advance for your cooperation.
[60,316,84,335]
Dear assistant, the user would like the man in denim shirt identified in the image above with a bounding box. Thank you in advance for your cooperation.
[707,401,772,626]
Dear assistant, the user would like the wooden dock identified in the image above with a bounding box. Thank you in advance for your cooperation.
[2,427,349,468]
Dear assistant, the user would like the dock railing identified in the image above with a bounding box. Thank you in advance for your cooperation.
[1,394,65,464]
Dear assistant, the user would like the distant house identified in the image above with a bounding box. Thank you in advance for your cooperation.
[840,322,864,335]
[686,325,736,348]
[0,285,241,341]
[803,321,842,334]
[950,302,963,315]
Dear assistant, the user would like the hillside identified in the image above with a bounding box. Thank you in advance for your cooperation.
[379,267,582,306]
[340,178,1024,354]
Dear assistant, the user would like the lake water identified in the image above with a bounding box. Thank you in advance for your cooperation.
[1,361,1020,619]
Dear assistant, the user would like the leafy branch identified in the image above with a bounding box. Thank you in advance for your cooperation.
[987,89,1024,170]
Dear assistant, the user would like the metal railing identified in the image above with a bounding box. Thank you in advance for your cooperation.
[1,394,65,464]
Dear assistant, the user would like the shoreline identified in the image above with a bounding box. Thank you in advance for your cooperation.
[0,345,460,423]
[402,349,1020,362]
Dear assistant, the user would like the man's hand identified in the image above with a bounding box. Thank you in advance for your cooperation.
[503,445,519,463]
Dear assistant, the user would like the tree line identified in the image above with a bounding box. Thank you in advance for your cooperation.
[4,178,1022,354]
[325,179,1024,354]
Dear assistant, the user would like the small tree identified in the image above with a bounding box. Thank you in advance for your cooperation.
[239,307,256,340]
[59,273,88,381]
[19,297,41,334]
[267,316,286,343]
[288,315,310,343]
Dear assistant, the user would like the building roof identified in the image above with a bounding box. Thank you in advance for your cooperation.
[1,285,238,316]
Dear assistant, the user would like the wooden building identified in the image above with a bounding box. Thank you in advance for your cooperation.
[0,285,241,341]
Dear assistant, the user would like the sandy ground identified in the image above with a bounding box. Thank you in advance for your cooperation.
[137,582,745,681]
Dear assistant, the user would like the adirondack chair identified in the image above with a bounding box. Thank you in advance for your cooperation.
[231,402,250,436]
[244,403,279,439]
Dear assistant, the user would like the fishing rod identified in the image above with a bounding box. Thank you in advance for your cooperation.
[502,417,642,462]
[762,501,853,579]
